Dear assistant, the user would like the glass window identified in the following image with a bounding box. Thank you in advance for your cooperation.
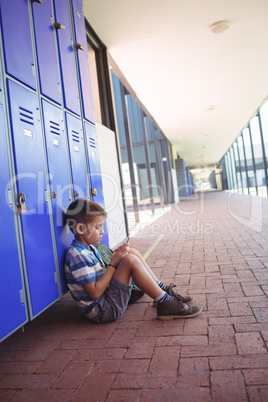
[233,141,243,193]
[230,146,238,191]
[237,135,248,194]
[225,152,233,190]
[250,116,266,197]
[259,99,268,163]
[243,127,256,195]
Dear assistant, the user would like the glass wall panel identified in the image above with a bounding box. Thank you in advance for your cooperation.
[225,152,233,190]
[237,135,248,194]
[259,100,268,174]
[233,141,243,193]
[243,127,256,195]
[230,146,238,191]
[250,116,266,197]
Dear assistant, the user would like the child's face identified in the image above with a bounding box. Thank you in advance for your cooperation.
[76,215,105,247]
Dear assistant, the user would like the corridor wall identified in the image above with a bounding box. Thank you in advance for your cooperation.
[0,0,107,341]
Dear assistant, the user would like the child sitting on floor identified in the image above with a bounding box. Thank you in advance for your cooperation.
[64,198,202,323]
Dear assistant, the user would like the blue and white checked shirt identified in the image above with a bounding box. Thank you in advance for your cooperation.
[64,240,106,315]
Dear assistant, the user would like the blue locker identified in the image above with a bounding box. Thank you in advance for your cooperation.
[84,122,109,245]
[0,0,36,90]
[32,0,61,104]
[42,100,72,293]
[71,0,95,124]
[53,0,80,115]
[7,80,59,318]
[66,112,88,199]
[0,103,28,341]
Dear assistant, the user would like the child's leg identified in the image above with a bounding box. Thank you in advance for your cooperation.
[128,248,158,282]
[114,253,163,300]
[128,247,195,305]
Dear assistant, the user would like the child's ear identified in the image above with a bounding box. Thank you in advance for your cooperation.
[76,222,86,235]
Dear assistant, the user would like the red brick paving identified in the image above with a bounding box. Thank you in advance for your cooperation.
[1,191,268,401]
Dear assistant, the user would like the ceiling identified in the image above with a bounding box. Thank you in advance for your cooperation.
[83,0,268,168]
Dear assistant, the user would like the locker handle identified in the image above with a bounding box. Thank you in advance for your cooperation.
[75,43,85,51]
[17,193,26,215]
[32,0,43,4]
[53,22,66,30]
[73,190,79,198]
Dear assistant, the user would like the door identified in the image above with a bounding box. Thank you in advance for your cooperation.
[0,0,36,89]
[7,80,59,318]
[32,0,61,104]
[53,0,80,115]
[66,112,88,200]
[71,0,95,123]
[84,122,109,245]
[0,103,28,341]
[42,100,73,293]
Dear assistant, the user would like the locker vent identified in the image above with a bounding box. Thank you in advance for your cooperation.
[89,137,96,148]
[50,120,60,136]
[72,130,80,143]
[19,107,34,126]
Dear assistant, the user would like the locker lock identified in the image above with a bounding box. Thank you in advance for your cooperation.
[17,193,26,215]
[32,0,43,4]
[75,43,85,51]
[91,188,97,197]
[53,22,66,30]
[73,190,79,199]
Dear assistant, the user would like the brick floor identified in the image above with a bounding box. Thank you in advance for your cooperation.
[0,191,268,401]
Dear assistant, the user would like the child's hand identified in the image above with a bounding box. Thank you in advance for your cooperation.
[110,244,129,266]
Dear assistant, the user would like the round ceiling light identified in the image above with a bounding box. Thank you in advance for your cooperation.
[209,20,231,34]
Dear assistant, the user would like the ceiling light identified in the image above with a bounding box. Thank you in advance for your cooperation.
[209,20,231,34]
[206,105,215,111]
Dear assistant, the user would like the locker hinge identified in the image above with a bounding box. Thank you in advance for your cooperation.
[53,22,66,30]
[75,43,85,51]
[44,190,49,203]
[19,289,26,305]
[69,188,72,201]
[54,272,58,284]
[8,189,14,206]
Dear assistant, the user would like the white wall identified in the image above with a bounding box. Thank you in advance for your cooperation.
[95,122,127,248]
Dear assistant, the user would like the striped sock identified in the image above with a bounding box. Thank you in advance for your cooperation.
[157,280,166,290]
[154,291,172,304]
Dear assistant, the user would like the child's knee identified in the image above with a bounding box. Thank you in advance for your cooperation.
[122,253,139,266]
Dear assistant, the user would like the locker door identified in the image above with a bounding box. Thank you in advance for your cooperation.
[0,0,36,89]
[32,0,61,104]
[0,103,28,342]
[84,122,109,245]
[7,80,59,318]
[42,100,72,293]
[84,122,104,206]
[66,112,88,199]
[53,0,80,115]
[71,0,95,124]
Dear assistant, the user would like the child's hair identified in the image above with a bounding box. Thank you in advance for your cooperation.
[65,198,107,235]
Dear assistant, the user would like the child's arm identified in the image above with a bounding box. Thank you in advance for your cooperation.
[82,245,129,300]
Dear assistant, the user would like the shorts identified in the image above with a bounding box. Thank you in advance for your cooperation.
[89,277,132,323]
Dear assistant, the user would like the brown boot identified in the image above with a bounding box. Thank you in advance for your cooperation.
[157,298,202,320]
